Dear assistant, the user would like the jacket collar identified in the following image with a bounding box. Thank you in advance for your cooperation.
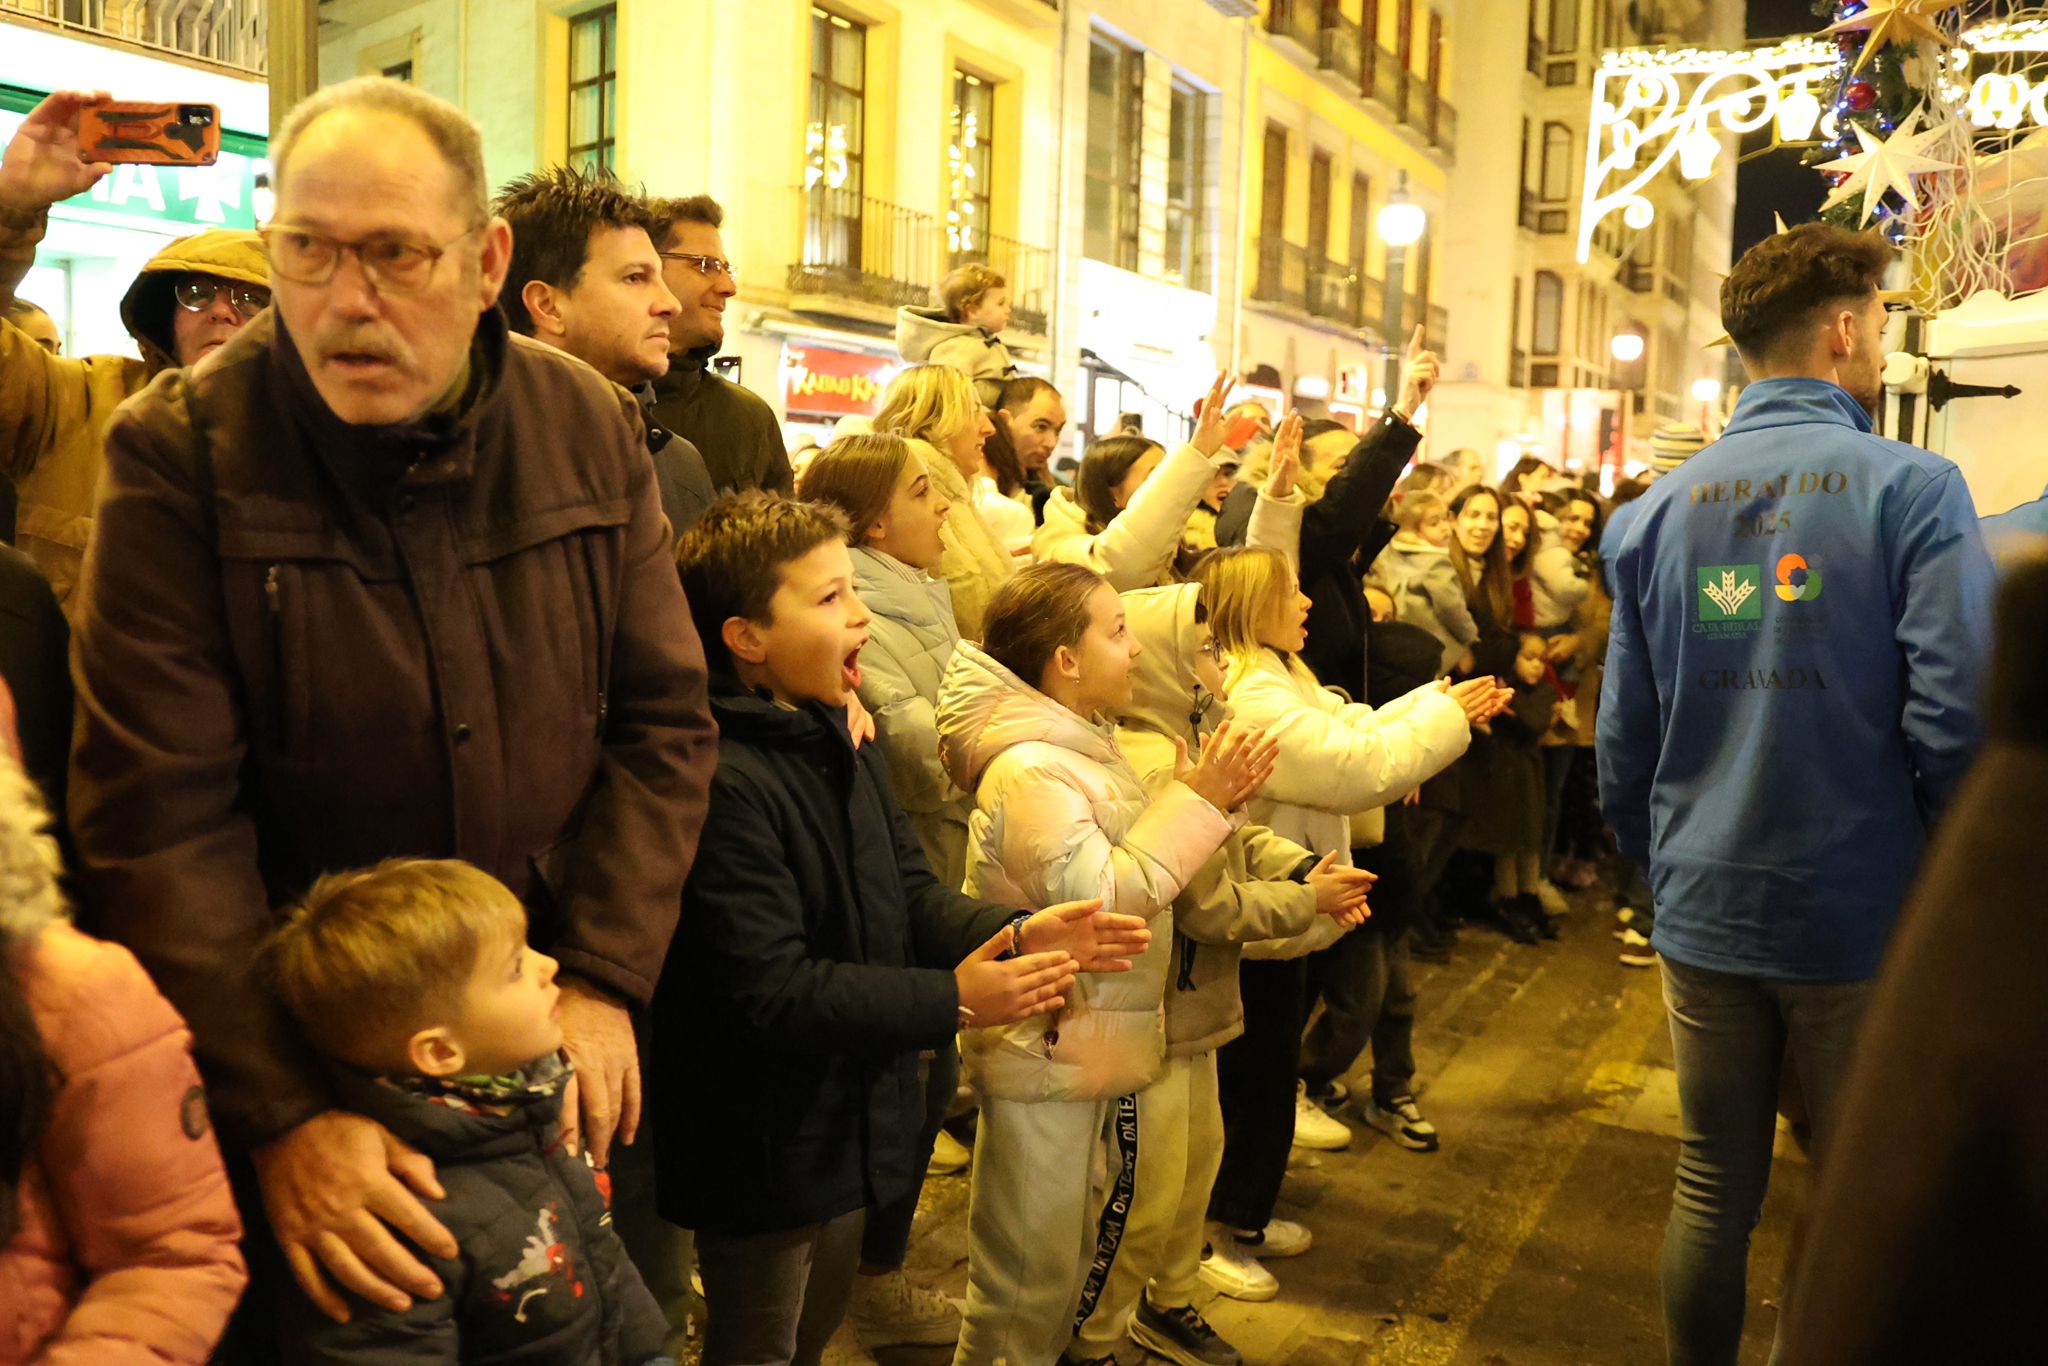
[654,341,723,401]
[1721,377,1874,439]
[329,1052,567,1165]
[708,680,855,750]
[266,305,507,500]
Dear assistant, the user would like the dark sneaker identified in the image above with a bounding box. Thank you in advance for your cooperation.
[1130,1296,1244,1366]
[1489,897,1541,945]
[1362,1093,1441,1152]
[1306,1079,1351,1113]
[1517,893,1561,941]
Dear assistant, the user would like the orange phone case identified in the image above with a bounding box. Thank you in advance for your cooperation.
[79,102,221,167]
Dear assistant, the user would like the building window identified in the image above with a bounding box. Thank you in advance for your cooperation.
[1540,122,1572,202]
[1548,0,1577,53]
[1164,77,1210,291]
[1084,32,1144,270]
[382,60,415,82]
[1533,271,1563,355]
[1348,170,1372,270]
[1307,149,1332,264]
[567,5,618,174]
[948,69,995,259]
[807,8,866,197]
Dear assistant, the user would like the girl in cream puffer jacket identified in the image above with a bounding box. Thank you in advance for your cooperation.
[935,564,1248,1366]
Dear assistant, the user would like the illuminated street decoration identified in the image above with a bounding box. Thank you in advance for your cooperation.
[1815,106,1960,223]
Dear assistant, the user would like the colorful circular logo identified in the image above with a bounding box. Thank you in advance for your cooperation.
[1775,553,1823,602]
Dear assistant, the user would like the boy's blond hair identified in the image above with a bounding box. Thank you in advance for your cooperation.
[941,262,1005,322]
[1392,489,1448,532]
[264,858,526,1070]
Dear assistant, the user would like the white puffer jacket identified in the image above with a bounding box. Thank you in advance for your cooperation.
[1224,648,1472,959]
[936,643,1235,1102]
[850,546,971,889]
[1033,441,1234,590]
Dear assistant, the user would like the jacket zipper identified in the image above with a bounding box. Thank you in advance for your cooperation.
[1176,932,1197,991]
[265,565,286,743]
[582,537,611,739]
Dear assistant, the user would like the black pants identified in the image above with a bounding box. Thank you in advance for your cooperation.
[1209,956,1308,1232]
[1299,926,1418,1103]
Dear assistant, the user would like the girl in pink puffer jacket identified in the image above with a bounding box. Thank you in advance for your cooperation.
[0,739,246,1365]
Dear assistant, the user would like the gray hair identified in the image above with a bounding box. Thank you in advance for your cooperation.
[272,76,490,222]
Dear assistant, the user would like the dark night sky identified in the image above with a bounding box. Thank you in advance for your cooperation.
[1733,0,1832,259]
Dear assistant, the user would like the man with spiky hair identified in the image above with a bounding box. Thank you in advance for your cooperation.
[496,165,716,537]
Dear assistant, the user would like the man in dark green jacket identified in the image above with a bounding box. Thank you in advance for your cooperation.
[646,194,792,495]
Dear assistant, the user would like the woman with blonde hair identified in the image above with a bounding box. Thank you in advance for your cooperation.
[873,365,1015,640]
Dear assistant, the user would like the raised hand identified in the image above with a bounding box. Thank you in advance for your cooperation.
[1305,850,1375,924]
[955,929,1075,1027]
[1023,897,1152,973]
[1265,411,1303,499]
[1192,371,1239,457]
[0,90,114,214]
[1396,326,1440,419]
[1180,718,1279,813]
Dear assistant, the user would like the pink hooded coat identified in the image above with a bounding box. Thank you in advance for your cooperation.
[0,734,245,1363]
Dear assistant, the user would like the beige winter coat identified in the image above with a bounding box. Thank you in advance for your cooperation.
[936,642,1234,1102]
[1223,647,1471,960]
[1033,442,1234,590]
[1115,584,1320,1056]
[915,438,1015,641]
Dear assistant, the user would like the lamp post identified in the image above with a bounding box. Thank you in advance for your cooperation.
[1610,328,1646,476]
[1377,171,1428,414]
[1691,376,1723,435]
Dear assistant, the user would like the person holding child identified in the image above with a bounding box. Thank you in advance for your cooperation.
[662,496,1151,1366]
[262,859,672,1364]
[937,562,1277,1366]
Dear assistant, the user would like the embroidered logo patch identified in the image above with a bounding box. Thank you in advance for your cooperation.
[1696,565,1761,623]
[1775,552,1823,602]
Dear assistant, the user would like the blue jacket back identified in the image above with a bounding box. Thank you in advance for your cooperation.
[1597,378,1993,981]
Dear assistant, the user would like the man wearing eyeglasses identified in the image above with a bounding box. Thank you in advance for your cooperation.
[0,90,271,608]
[647,195,794,496]
[67,75,718,1350]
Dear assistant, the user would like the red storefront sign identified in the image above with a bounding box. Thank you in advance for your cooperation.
[783,346,900,417]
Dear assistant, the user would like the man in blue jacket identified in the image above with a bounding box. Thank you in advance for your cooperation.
[1598,222,1994,1366]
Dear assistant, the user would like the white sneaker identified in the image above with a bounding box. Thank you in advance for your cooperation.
[1198,1232,1279,1302]
[1534,878,1569,917]
[822,1320,880,1366]
[927,1128,972,1175]
[1615,927,1651,947]
[1292,1080,1353,1150]
[1229,1217,1312,1259]
[847,1269,960,1348]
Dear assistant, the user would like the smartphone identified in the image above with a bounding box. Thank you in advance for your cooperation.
[78,102,221,167]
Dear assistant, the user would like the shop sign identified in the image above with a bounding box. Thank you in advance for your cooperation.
[0,102,268,234]
[783,345,899,417]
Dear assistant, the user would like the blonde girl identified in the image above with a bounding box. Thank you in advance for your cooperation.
[874,364,1014,640]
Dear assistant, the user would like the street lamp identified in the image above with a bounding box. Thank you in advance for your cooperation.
[1610,328,1647,473]
[1691,376,1723,434]
[1610,331,1646,364]
[1379,171,1429,411]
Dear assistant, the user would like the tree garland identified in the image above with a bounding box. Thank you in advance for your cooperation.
[1803,0,1928,236]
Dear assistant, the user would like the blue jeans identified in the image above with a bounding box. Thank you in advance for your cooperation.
[1658,956,1873,1366]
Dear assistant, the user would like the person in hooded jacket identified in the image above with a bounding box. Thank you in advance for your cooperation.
[1068,582,1372,1366]
[895,263,1017,409]
[1373,489,1478,677]
[935,563,1274,1366]
[0,91,271,609]
[1190,546,1499,1299]
[0,741,246,1366]
[1600,222,1993,1366]
[664,496,1145,1366]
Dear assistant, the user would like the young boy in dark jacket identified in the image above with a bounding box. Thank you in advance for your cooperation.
[262,858,671,1365]
[662,492,1152,1366]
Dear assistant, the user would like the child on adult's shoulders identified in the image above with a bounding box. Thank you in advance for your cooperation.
[896,263,1020,409]
[263,858,673,1366]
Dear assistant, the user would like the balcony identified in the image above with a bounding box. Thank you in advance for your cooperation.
[1621,260,1655,293]
[2,0,268,74]
[1527,34,1544,77]
[1253,239,1310,313]
[953,230,1052,337]
[1510,348,1529,388]
[790,186,940,312]
[1265,0,1321,52]
[1520,188,1540,232]
[1319,12,1363,87]
[1308,257,1358,327]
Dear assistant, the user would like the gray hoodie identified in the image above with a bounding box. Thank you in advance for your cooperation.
[895,306,1016,408]
[1372,533,1480,675]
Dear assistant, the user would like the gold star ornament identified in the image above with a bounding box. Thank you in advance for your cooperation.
[1815,106,1958,225]
[1824,0,1967,74]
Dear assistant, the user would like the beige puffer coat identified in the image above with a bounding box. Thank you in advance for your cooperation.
[936,641,1234,1102]
[1115,585,1320,1056]
[1223,647,1471,960]
[916,438,1015,641]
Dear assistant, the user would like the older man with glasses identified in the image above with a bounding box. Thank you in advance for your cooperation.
[0,90,271,609]
[67,75,719,1352]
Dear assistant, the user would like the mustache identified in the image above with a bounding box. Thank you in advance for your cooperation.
[318,328,410,364]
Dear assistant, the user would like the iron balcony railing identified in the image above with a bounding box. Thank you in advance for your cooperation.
[951,230,1052,337]
[1319,11,1363,87]
[1,0,267,74]
[1253,239,1311,313]
[1265,0,1321,52]
[1622,260,1655,293]
[790,186,939,310]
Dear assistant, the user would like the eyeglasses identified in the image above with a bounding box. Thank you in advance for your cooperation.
[173,277,271,319]
[658,250,737,284]
[1195,640,1225,662]
[260,223,482,294]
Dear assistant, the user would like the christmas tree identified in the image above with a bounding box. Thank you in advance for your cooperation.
[1804,0,1933,236]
